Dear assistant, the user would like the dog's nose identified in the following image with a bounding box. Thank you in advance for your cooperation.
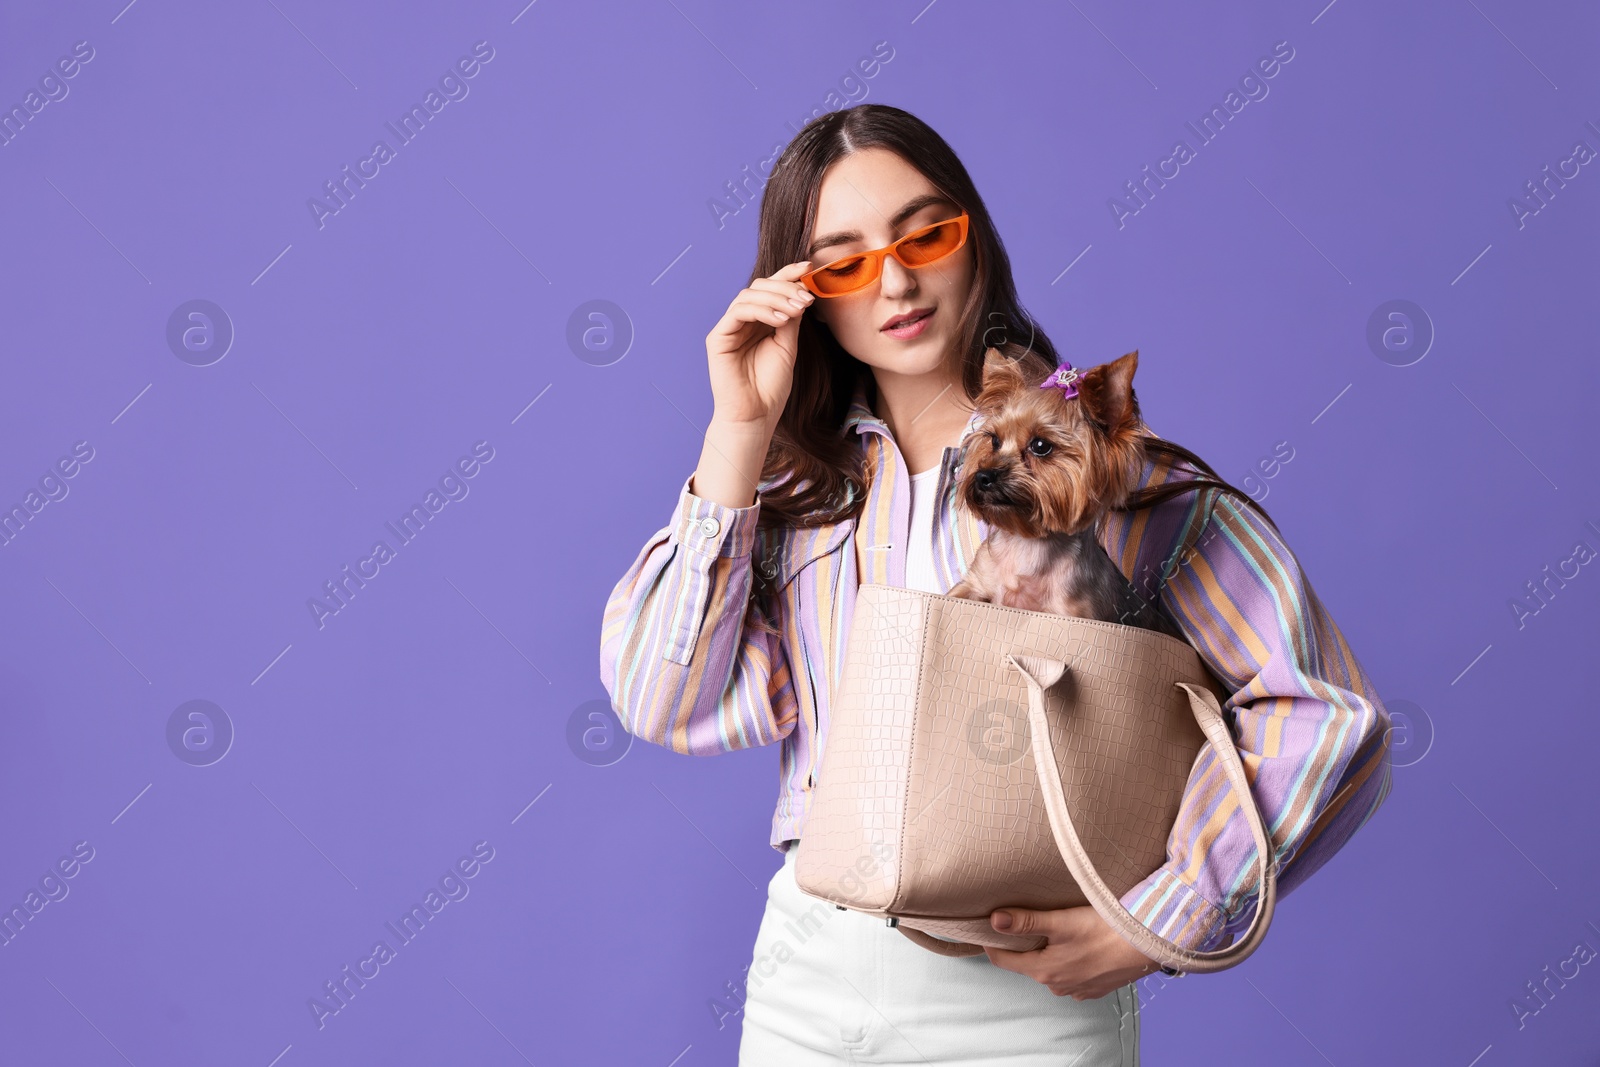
[975,469,999,490]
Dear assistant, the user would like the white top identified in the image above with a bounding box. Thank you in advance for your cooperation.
[904,466,944,594]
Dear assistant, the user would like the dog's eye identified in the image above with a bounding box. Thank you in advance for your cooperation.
[1027,437,1054,457]
[987,431,1001,450]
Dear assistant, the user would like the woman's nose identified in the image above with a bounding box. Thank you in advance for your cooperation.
[879,255,917,297]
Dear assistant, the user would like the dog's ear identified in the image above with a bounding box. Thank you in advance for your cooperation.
[980,346,1027,391]
[1079,350,1140,436]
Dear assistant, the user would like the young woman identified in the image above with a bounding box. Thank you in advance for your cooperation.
[600,104,1392,1065]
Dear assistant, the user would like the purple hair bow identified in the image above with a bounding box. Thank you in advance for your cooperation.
[1039,361,1083,399]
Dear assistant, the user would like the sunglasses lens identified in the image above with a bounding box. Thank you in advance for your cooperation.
[895,218,964,266]
[809,255,875,296]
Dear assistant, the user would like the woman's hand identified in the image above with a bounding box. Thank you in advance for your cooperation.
[983,905,1164,1000]
[704,260,815,430]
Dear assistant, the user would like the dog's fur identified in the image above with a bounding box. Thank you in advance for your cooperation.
[946,348,1182,639]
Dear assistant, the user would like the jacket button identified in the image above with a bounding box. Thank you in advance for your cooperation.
[699,516,720,538]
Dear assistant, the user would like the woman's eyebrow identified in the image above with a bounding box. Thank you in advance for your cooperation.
[806,194,954,259]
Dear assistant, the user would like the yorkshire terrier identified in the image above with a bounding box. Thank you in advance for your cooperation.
[946,347,1183,640]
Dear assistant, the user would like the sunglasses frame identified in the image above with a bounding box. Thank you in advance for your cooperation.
[799,211,971,298]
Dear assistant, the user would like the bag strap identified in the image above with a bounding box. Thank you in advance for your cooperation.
[1007,653,1278,974]
[895,926,988,957]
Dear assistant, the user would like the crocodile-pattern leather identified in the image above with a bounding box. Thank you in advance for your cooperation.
[790,578,926,914]
[792,584,1278,972]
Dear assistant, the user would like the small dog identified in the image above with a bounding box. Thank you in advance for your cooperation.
[946,347,1183,639]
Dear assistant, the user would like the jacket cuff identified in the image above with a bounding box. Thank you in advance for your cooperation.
[671,474,760,562]
[1118,866,1233,955]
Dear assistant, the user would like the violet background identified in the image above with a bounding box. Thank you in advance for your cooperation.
[1,1,1597,1064]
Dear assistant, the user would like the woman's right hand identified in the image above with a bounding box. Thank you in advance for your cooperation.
[704,261,816,430]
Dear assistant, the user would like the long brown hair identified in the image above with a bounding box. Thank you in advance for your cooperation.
[748,103,1275,535]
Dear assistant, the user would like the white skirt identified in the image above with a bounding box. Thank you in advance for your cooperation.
[738,841,1140,1065]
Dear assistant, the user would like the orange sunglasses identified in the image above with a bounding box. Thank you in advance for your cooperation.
[800,212,971,297]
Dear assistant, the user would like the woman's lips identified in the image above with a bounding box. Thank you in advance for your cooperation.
[882,307,934,339]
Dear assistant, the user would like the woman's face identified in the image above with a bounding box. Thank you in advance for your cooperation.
[804,147,975,381]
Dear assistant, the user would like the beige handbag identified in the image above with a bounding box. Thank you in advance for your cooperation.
[792,583,1277,975]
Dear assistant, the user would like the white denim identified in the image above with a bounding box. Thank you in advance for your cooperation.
[738,842,1139,1065]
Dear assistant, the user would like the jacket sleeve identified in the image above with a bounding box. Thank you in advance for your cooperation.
[1116,491,1395,954]
[598,473,799,755]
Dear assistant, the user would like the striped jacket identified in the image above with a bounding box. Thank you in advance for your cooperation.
[600,382,1393,952]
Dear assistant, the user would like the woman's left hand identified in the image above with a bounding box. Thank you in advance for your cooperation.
[983,905,1162,999]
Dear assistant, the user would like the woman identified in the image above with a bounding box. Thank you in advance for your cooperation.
[599,104,1392,1065]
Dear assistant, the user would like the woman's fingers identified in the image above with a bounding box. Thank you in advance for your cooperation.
[711,291,793,337]
[748,276,815,308]
[734,286,811,322]
[728,299,791,327]
[746,287,807,312]
[771,259,812,280]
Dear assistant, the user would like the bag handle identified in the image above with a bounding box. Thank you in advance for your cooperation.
[895,926,989,957]
[1006,653,1278,974]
